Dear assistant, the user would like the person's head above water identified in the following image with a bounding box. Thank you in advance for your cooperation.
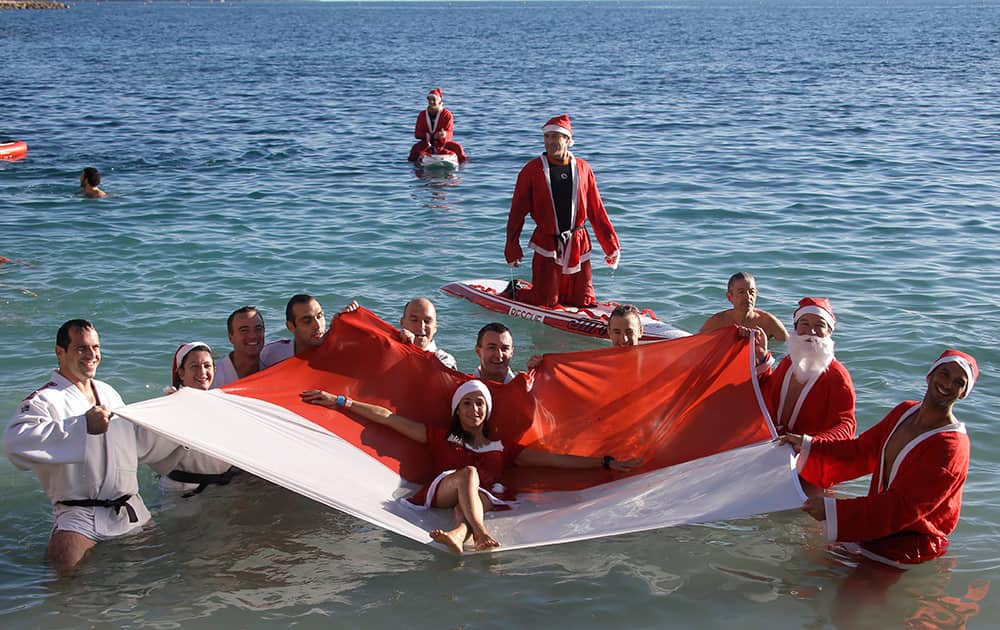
[79,166,106,198]
[172,342,214,390]
[925,349,978,405]
[284,294,326,350]
[400,297,439,350]
[608,304,643,348]
[426,87,443,113]
[475,322,514,382]
[449,379,493,443]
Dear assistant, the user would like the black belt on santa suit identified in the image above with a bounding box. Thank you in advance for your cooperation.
[58,495,139,523]
[553,226,584,257]
[167,467,241,498]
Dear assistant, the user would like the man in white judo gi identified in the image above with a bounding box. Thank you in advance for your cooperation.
[3,319,181,574]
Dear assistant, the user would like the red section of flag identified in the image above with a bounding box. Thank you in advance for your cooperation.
[224,309,772,491]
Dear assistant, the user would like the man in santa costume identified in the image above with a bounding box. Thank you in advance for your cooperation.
[407,87,467,163]
[504,114,621,307]
[752,297,856,443]
[781,349,977,568]
[3,320,181,574]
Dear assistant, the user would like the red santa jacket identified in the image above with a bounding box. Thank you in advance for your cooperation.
[414,107,454,144]
[797,401,969,567]
[760,356,856,442]
[505,154,620,274]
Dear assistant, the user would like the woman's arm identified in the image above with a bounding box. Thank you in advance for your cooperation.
[514,448,637,472]
[299,390,427,444]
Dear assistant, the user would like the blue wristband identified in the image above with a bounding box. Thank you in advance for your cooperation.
[335,395,346,407]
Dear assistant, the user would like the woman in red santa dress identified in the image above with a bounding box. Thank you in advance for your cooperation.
[781,349,977,569]
[407,87,468,163]
[301,379,635,553]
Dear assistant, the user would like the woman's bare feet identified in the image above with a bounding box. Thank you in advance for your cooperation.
[430,528,466,554]
[471,529,500,551]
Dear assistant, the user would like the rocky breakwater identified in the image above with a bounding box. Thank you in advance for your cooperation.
[0,0,69,8]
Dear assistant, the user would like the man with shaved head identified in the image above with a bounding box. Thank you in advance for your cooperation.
[341,297,457,370]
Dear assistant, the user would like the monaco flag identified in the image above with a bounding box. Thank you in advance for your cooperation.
[115,308,804,552]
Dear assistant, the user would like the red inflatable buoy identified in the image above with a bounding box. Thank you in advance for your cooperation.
[0,141,28,161]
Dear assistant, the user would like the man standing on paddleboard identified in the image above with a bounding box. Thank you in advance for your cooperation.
[504,114,621,308]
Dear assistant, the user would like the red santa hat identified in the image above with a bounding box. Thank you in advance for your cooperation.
[451,379,493,420]
[927,349,978,398]
[793,297,836,331]
[172,341,212,386]
[427,87,443,100]
[542,114,573,138]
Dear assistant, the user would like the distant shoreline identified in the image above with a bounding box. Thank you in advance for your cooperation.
[0,0,69,8]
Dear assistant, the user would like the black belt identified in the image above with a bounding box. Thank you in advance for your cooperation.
[553,226,584,257]
[167,467,240,498]
[58,495,138,523]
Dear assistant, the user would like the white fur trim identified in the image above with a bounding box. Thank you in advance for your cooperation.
[542,124,572,137]
[606,250,620,270]
[840,543,915,570]
[795,434,813,474]
[776,366,822,432]
[793,305,835,330]
[402,468,517,512]
[451,380,492,419]
[824,496,838,541]
[927,356,976,398]
[446,434,504,453]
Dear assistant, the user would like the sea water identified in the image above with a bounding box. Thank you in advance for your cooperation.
[1,1,998,627]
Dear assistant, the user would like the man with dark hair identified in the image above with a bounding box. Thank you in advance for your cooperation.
[79,167,107,198]
[213,306,265,387]
[260,294,326,368]
[783,350,976,568]
[474,322,515,384]
[700,272,788,341]
[608,304,643,348]
[3,320,180,574]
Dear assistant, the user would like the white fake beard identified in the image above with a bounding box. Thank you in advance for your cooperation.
[787,333,835,381]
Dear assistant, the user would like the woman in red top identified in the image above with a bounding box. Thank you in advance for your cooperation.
[303,380,635,553]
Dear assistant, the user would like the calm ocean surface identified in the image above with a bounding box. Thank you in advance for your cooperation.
[2,0,998,627]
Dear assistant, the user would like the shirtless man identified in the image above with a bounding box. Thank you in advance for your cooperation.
[3,320,180,574]
[474,323,516,383]
[79,167,107,198]
[342,297,457,370]
[752,297,856,444]
[213,305,265,387]
[260,294,326,368]
[701,272,788,341]
[781,350,977,568]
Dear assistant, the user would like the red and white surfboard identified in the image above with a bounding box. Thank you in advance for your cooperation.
[441,279,688,342]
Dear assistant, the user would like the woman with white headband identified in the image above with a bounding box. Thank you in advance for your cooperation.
[301,379,636,553]
[151,342,240,496]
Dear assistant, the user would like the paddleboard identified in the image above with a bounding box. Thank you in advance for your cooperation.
[441,279,689,342]
[418,152,459,169]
